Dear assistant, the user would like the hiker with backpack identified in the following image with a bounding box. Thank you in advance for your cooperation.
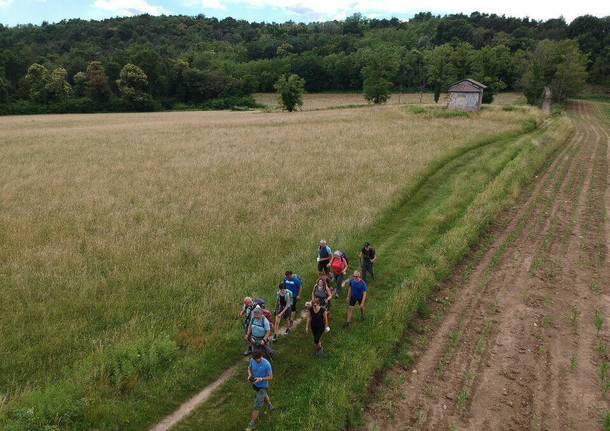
[329,250,348,298]
[246,349,273,431]
[305,298,330,356]
[283,271,302,326]
[360,242,376,282]
[317,240,332,274]
[240,297,255,355]
[345,271,368,327]
[272,283,292,341]
[312,272,333,309]
[245,306,273,359]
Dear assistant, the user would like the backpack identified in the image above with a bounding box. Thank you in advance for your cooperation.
[339,251,349,265]
[254,298,266,309]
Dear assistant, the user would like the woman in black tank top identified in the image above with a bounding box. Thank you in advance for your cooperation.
[306,298,329,356]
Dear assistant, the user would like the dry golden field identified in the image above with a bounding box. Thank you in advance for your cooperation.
[0,102,540,425]
[254,91,526,110]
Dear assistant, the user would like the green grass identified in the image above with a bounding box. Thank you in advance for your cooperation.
[173,115,572,431]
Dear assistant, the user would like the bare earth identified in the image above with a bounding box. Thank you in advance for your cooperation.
[364,101,610,431]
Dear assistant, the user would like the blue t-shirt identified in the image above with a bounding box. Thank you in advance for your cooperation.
[319,245,332,259]
[250,358,272,389]
[284,276,302,301]
[250,316,270,338]
[349,279,368,300]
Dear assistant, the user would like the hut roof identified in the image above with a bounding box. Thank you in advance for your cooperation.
[448,79,487,93]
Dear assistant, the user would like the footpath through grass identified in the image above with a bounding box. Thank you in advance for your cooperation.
[174,115,573,431]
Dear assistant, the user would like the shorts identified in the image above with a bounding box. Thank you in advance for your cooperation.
[290,299,298,313]
[349,296,364,306]
[253,387,268,410]
[275,306,291,320]
[318,260,330,272]
[312,326,324,344]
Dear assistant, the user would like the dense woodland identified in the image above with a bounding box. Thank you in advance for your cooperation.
[0,12,607,114]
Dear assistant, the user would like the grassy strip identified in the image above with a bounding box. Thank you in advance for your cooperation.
[175,116,572,431]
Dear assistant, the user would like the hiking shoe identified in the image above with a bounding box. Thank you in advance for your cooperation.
[243,349,251,356]
[272,334,278,342]
[285,328,291,335]
[245,421,256,431]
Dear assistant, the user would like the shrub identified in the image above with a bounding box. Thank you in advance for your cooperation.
[274,74,305,112]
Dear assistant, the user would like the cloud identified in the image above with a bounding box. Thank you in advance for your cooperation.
[0,0,13,7]
[186,0,610,22]
[94,0,167,16]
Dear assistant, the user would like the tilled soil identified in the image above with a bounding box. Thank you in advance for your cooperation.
[363,101,609,431]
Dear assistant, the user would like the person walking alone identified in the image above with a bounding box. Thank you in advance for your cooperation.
[246,350,273,430]
[305,298,330,356]
[345,271,368,326]
[360,242,376,282]
[317,240,332,274]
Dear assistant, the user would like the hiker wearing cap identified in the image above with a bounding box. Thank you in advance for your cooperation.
[240,297,255,355]
[283,271,302,328]
[246,349,273,431]
[273,283,292,341]
[245,306,273,358]
[329,250,348,298]
[360,242,376,282]
[346,271,368,326]
[312,272,333,308]
[305,298,330,356]
[317,240,332,274]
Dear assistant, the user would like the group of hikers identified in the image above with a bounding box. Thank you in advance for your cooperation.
[240,240,377,430]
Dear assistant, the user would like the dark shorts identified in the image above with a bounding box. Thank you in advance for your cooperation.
[349,296,364,306]
[275,306,291,320]
[312,326,324,344]
[253,387,268,410]
[318,260,330,272]
[290,299,298,313]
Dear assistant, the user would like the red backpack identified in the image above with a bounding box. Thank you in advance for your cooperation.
[331,256,347,275]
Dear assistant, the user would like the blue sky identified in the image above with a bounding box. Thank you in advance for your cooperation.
[0,0,608,27]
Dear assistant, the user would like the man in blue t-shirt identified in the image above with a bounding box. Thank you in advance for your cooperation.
[246,350,273,431]
[317,240,332,274]
[346,271,368,326]
[283,271,302,333]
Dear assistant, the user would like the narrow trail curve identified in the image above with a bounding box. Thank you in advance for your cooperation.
[148,315,304,431]
[363,101,609,431]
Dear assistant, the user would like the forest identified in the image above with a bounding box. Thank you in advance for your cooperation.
[0,12,607,114]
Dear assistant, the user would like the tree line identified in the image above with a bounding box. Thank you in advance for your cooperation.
[0,12,606,114]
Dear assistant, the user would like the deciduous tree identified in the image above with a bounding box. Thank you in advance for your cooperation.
[274,74,305,112]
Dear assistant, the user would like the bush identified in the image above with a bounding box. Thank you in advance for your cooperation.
[274,74,305,112]
[363,76,392,104]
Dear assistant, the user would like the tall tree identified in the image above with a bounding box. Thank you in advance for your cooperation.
[73,72,87,97]
[117,64,152,110]
[46,67,72,101]
[25,63,51,104]
[85,61,112,102]
[425,44,456,103]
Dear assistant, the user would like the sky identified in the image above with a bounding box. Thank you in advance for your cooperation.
[0,0,608,27]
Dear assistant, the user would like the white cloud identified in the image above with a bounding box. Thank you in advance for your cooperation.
[0,0,13,7]
[188,0,610,22]
[94,0,167,16]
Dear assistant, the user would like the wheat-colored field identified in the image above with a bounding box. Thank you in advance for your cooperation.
[0,102,539,411]
[254,92,526,110]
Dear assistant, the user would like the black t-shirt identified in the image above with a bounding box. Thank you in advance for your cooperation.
[361,247,376,262]
[309,306,326,329]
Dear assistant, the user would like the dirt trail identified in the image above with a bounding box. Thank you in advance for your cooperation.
[364,101,609,431]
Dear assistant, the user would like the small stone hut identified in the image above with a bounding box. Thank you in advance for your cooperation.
[447,79,487,111]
